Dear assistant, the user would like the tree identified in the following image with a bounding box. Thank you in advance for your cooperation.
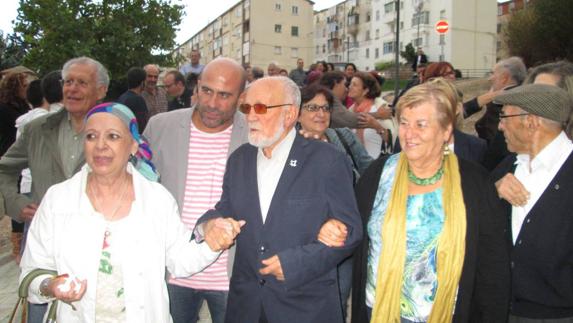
[13,0,184,78]
[400,43,416,65]
[0,32,27,71]
[505,0,573,66]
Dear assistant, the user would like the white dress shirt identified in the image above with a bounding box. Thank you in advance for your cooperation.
[512,131,573,243]
[257,128,296,223]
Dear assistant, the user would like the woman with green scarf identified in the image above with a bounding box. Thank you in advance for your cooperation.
[347,81,510,322]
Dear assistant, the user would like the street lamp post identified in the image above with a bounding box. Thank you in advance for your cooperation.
[394,0,401,99]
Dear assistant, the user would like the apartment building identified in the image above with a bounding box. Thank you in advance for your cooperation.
[174,0,315,72]
[315,0,498,73]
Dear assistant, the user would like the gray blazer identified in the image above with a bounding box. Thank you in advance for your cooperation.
[0,109,84,221]
[143,106,249,276]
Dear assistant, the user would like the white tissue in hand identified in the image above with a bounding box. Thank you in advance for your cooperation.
[57,276,82,293]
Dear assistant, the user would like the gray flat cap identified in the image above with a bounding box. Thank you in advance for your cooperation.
[494,83,572,122]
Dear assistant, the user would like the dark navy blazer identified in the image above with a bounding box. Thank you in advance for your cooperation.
[198,134,363,323]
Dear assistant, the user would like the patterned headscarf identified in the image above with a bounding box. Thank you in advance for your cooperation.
[85,102,159,181]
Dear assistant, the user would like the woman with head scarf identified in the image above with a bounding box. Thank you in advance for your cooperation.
[20,102,242,322]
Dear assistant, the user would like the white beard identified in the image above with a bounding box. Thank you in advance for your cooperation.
[248,112,285,148]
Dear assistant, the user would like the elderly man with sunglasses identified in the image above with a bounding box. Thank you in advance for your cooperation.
[195,76,362,323]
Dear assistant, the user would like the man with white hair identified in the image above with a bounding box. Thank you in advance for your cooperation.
[197,76,363,323]
[491,84,573,322]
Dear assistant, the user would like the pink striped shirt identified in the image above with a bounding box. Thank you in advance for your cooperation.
[169,123,233,291]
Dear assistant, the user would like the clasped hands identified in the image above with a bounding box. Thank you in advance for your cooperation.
[203,217,246,252]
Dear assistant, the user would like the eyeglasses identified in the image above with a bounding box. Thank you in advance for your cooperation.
[301,104,332,113]
[499,112,530,119]
[60,79,90,88]
[239,103,291,114]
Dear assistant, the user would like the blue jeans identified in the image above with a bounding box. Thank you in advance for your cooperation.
[167,283,228,323]
[27,303,47,323]
[338,256,353,320]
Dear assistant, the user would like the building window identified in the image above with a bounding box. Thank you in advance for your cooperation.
[384,2,394,13]
[292,6,299,15]
[322,44,326,53]
[375,29,379,39]
[412,11,430,27]
[316,45,319,55]
[291,26,299,37]
[366,30,370,41]
[498,5,503,16]
[275,3,281,11]
[383,41,394,54]
[400,21,404,29]
[440,10,446,19]
[413,37,423,47]
[366,48,370,58]
[291,47,298,58]
[366,12,371,22]
[375,48,379,58]
[275,24,282,33]
[235,7,241,17]
[497,23,502,33]
[274,46,282,55]
[376,10,380,21]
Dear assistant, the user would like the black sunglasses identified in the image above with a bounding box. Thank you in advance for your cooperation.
[239,103,291,114]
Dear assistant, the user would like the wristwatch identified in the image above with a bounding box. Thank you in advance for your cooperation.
[39,277,52,297]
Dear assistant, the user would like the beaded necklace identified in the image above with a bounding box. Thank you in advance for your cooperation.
[407,160,444,186]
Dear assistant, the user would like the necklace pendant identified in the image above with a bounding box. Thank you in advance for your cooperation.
[103,229,111,249]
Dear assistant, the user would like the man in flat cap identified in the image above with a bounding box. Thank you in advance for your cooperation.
[491,83,573,322]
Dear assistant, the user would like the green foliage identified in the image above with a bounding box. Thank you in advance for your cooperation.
[505,0,573,66]
[400,43,416,64]
[13,0,184,78]
[375,60,396,71]
[0,32,27,70]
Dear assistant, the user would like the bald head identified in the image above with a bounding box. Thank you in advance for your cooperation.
[193,57,246,133]
[201,57,247,93]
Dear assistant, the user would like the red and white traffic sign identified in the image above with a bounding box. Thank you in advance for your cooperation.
[435,20,449,34]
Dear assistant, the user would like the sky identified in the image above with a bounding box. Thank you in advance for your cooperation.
[0,0,344,45]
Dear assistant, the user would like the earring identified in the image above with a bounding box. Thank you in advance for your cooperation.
[443,142,451,156]
[129,154,138,165]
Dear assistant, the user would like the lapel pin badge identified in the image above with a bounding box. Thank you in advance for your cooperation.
[289,159,297,167]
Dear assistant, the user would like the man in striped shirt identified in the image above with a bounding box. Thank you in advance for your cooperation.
[144,57,249,323]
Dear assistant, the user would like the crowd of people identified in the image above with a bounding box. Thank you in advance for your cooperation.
[0,50,572,323]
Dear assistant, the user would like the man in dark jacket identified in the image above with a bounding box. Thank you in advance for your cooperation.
[492,84,573,322]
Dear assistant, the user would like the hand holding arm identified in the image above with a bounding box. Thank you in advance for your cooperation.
[317,218,348,247]
[495,173,530,207]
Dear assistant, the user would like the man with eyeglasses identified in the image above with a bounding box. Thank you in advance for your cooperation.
[195,76,362,323]
[163,70,191,111]
[0,56,109,322]
[491,83,573,323]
